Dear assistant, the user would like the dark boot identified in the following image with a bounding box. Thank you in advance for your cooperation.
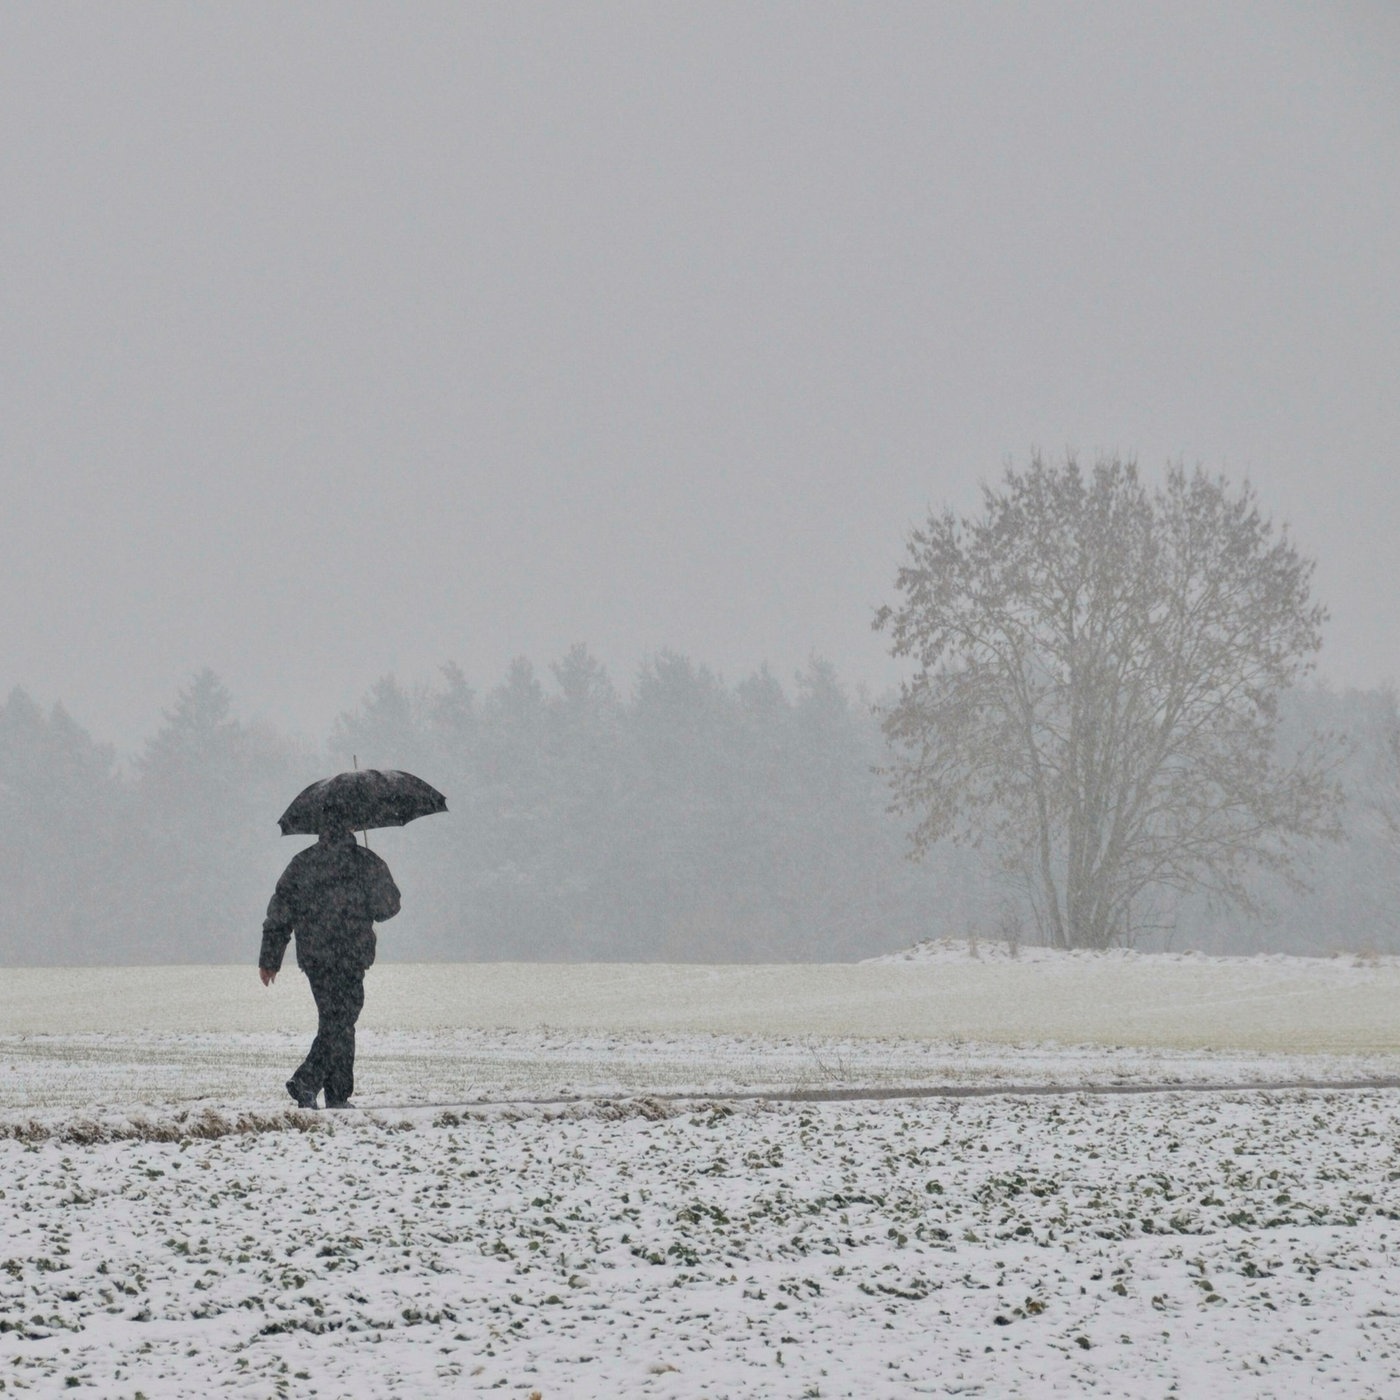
[286,1078,319,1109]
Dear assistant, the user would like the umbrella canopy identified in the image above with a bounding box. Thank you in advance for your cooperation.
[278,769,447,836]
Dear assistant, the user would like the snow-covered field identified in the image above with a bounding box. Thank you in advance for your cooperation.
[3,949,1399,1396]
[4,946,1399,1047]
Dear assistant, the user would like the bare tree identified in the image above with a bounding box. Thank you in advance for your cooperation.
[874,454,1341,949]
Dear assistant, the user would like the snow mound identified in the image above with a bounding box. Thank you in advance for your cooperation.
[862,936,1400,970]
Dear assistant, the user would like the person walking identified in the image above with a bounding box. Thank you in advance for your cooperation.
[258,823,401,1109]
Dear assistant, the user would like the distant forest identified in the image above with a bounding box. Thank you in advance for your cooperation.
[1,649,1397,965]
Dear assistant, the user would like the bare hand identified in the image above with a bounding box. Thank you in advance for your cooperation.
[259,967,276,986]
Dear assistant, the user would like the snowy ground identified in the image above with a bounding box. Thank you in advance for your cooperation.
[4,1089,1400,1397]
[2,1026,1398,1118]
[3,949,1399,1396]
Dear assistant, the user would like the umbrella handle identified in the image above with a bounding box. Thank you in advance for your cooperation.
[353,755,370,847]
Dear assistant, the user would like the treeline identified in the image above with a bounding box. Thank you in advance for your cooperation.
[329,648,957,963]
[1175,684,1400,956]
[0,651,958,965]
[1,651,1396,965]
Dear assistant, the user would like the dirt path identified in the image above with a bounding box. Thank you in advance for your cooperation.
[382,1076,1400,1113]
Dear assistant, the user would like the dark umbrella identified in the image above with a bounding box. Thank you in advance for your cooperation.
[277,769,448,837]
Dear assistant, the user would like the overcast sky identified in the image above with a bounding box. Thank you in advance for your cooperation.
[2,2,1396,754]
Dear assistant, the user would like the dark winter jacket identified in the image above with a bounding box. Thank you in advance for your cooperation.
[259,831,401,973]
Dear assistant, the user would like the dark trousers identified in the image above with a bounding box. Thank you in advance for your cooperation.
[290,962,366,1106]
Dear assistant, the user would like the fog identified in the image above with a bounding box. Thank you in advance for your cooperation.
[2,661,1396,965]
[1,3,1397,756]
[2,5,1398,965]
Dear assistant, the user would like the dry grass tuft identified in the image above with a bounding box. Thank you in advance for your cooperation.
[589,1096,674,1122]
[0,1106,328,1145]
